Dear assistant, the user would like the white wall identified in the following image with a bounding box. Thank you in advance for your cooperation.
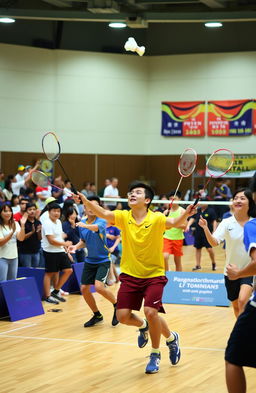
[0,43,148,154]
[0,43,256,155]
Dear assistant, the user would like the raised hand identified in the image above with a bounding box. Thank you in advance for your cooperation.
[186,204,197,217]
[20,212,28,227]
[198,216,208,229]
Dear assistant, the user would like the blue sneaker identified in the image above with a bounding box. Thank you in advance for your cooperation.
[145,353,161,374]
[166,332,181,365]
[138,320,149,348]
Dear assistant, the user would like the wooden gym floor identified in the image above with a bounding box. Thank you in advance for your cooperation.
[0,245,255,393]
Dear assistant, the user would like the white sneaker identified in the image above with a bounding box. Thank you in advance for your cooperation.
[60,288,69,296]
[45,296,59,304]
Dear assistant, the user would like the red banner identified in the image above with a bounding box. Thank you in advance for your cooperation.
[207,99,254,136]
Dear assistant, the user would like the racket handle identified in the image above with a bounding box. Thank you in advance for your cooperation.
[193,197,199,206]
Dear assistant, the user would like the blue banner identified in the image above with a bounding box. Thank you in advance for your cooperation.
[163,271,230,307]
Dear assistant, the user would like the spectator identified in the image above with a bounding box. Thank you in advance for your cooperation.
[51,176,64,204]
[81,181,94,198]
[2,177,13,201]
[10,195,20,214]
[0,203,26,281]
[63,179,73,201]
[62,206,86,262]
[103,177,120,210]
[41,203,73,304]
[98,178,111,198]
[212,179,230,220]
[13,198,29,221]
[0,170,5,190]
[18,202,41,268]
[36,184,52,211]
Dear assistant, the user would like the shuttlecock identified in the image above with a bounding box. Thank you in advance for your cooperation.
[124,37,145,56]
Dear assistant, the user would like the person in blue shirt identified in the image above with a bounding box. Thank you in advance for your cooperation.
[68,196,119,328]
[62,206,85,262]
[226,218,256,393]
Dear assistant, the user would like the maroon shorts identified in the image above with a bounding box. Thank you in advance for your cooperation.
[117,273,168,313]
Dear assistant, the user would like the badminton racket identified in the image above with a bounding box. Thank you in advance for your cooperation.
[30,170,73,198]
[42,132,77,193]
[193,148,234,205]
[168,148,197,211]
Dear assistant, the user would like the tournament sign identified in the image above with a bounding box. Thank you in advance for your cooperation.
[163,271,229,307]
[207,99,254,136]
[161,101,205,137]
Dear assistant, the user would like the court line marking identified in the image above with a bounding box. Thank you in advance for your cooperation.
[0,333,225,351]
[0,324,37,334]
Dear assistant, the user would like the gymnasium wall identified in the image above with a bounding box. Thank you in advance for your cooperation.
[1,43,256,156]
[0,44,255,194]
[147,52,256,154]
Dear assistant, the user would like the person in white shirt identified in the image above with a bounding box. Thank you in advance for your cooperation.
[103,177,120,210]
[0,203,26,281]
[199,188,256,317]
[42,203,73,304]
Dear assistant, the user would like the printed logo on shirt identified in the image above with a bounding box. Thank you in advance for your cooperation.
[145,224,152,229]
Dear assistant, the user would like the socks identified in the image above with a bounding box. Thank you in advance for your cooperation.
[140,318,147,329]
[94,311,102,317]
[151,348,160,354]
[166,332,175,342]
[52,289,59,295]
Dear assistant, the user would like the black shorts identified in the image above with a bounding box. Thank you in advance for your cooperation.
[194,233,212,249]
[43,251,72,273]
[224,275,253,301]
[225,302,256,368]
[81,261,111,285]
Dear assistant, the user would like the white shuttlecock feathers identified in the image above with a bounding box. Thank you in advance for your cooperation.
[124,37,145,56]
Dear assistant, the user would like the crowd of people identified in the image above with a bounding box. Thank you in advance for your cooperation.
[1,164,256,387]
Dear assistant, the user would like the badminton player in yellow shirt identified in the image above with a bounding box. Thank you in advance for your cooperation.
[75,182,197,374]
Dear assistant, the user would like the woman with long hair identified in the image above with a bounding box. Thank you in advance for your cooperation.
[0,203,26,281]
[199,187,256,317]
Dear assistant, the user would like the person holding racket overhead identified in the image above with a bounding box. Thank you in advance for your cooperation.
[73,182,197,374]
[199,188,256,317]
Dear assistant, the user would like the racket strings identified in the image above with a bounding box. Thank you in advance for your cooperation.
[206,150,234,177]
[179,149,197,177]
[31,171,49,187]
[42,132,60,161]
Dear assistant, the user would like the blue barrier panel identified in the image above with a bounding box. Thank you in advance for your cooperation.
[0,277,44,321]
[163,271,230,307]
[62,262,95,293]
[17,264,95,296]
[17,267,45,298]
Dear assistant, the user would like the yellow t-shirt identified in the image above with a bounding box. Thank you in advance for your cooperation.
[113,209,167,278]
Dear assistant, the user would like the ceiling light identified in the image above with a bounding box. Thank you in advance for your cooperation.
[205,22,223,28]
[0,17,15,23]
[109,22,126,28]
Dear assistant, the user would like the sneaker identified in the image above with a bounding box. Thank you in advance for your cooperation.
[51,291,66,303]
[192,266,201,271]
[111,307,119,327]
[138,320,149,348]
[145,353,161,374]
[45,296,59,305]
[212,263,217,271]
[166,332,181,365]
[60,288,69,296]
[84,314,103,327]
